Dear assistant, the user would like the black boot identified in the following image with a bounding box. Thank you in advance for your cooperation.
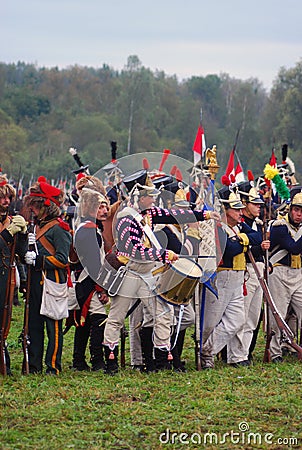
[140,327,156,373]
[4,344,12,376]
[71,324,90,371]
[104,345,119,375]
[13,287,21,306]
[90,314,107,371]
[171,329,187,372]
[154,347,173,371]
[217,345,227,363]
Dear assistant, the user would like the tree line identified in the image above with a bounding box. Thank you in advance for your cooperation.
[0,55,301,187]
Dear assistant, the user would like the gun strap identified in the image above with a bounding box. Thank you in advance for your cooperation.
[35,219,58,255]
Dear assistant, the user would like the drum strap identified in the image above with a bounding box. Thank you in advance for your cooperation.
[170,305,185,350]
[127,207,163,250]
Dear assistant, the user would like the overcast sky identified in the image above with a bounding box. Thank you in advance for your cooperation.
[1,0,301,91]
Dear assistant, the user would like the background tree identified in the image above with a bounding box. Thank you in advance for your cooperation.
[0,57,300,185]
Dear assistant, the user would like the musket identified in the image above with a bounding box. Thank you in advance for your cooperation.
[262,213,274,363]
[247,248,302,360]
[194,283,202,371]
[120,325,128,369]
[13,165,22,211]
[261,169,274,363]
[0,235,17,376]
[20,212,35,375]
[69,147,90,174]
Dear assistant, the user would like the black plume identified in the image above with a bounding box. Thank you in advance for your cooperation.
[282,144,288,163]
[111,141,117,161]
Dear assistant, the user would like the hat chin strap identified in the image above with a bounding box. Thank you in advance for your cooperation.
[0,203,9,220]
[129,182,154,197]
[0,211,8,223]
[36,206,46,221]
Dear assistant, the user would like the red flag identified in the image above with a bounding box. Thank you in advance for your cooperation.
[235,162,244,183]
[269,149,277,167]
[225,149,235,178]
[192,125,206,165]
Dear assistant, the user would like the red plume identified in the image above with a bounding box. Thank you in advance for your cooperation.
[158,149,170,172]
[76,172,86,182]
[142,158,150,170]
[247,170,254,181]
[221,175,230,186]
[175,168,183,182]
[170,165,177,176]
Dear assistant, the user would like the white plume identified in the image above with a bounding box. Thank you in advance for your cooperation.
[69,147,77,156]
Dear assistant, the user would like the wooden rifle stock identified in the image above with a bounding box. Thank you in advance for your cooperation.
[0,235,17,376]
[247,249,302,361]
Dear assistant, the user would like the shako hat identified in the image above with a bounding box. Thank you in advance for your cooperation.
[165,181,190,208]
[123,169,159,197]
[152,175,174,189]
[218,185,245,209]
[238,181,264,204]
[290,186,302,207]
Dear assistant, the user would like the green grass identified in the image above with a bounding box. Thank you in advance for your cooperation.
[1,303,301,449]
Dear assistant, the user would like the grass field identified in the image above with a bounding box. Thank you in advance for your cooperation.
[1,303,301,449]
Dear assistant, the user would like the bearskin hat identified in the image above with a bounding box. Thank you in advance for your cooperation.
[0,175,16,200]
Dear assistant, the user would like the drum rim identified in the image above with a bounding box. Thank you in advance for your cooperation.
[156,293,192,306]
[170,256,203,279]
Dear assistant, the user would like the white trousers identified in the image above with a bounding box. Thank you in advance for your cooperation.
[103,266,172,350]
[129,300,143,366]
[201,270,245,365]
[268,266,302,359]
[228,262,264,363]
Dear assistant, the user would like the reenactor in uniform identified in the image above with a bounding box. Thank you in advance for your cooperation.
[71,183,110,371]
[0,175,27,375]
[102,169,219,374]
[268,187,302,363]
[201,185,262,369]
[227,180,270,365]
[154,180,198,372]
[23,178,72,374]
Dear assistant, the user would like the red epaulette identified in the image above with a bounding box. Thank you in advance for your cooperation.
[83,222,98,229]
[57,217,71,231]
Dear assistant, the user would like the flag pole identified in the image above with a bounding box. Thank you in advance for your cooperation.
[192,107,206,166]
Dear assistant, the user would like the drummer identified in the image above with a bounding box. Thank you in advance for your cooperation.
[102,169,220,374]
[153,179,200,371]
